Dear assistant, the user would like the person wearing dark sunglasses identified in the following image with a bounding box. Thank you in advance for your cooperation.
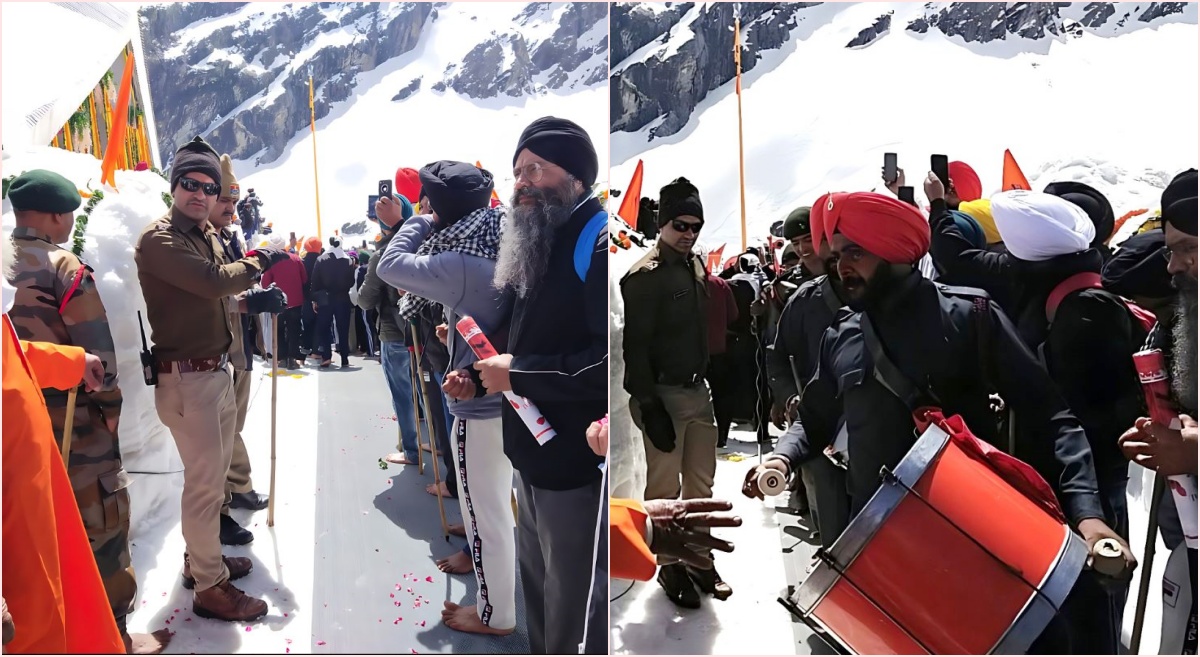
[135,136,290,624]
[621,176,730,608]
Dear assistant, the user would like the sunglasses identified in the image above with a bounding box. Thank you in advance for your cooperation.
[178,177,221,197]
[512,161,561,184]
[670,220,704,235]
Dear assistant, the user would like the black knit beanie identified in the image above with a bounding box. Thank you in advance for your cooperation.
[170,136,222,192]
[657,177,703,227]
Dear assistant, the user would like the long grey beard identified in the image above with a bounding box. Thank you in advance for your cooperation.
[493,183,576,297]
[1171,274,1198,413]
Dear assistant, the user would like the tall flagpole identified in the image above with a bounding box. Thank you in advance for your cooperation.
[308,67,323,239]
[734,13,747,252]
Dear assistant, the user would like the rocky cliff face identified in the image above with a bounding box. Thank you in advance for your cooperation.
[141,2,606,166]
[611,1,1195,139]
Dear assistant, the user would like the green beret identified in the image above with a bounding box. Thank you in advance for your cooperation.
[782,206,811,240]
[8,170,82,214]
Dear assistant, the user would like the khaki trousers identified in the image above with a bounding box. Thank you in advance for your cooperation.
[223,369,255,513]
[630,383,719,562]
[154,365,237,591]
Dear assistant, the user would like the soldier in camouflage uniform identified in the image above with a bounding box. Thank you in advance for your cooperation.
[5,169,171,654]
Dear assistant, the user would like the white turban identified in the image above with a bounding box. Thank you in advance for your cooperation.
[991,190,1095,261]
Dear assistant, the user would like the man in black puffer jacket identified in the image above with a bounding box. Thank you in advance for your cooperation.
[310,236,357,368]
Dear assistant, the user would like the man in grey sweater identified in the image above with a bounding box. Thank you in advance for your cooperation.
[375,161,517,637]
[356,194,421,466]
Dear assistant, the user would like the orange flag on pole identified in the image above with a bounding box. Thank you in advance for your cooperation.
[618,160,644,224]
[1002,149,1031,191]
[100,51,135,189]
[706,245,726,274]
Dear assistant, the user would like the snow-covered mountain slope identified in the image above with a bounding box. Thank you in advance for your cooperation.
[141,2,609,243]
[610,1,1198,251]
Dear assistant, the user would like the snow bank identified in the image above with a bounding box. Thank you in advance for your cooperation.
[2,146,182,530]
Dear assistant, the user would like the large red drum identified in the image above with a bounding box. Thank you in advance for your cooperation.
[785,423,1088,654]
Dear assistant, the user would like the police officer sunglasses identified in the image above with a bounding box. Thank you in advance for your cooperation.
[178,177,222,197]
[670,219,703,234]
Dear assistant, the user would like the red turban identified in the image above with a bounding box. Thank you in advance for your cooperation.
[812,191,930,264]
[394,167,421,205]
[949,161,983,202]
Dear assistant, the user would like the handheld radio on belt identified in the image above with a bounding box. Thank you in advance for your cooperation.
[138,310,158,386]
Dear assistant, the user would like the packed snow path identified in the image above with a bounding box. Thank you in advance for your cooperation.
[123,356,528,653]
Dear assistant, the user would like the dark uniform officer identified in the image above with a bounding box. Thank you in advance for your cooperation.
[621,177,725,607]
[6,169,170,652]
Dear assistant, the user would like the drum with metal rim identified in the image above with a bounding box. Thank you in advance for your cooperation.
[783,423,1088,654]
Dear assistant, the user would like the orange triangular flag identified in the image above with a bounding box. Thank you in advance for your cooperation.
[618,160,644,225]
[1002,149,1031,191]
[100,51,136,189]
[706,244,726,274]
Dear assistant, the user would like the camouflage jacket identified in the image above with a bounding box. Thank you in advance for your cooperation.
[7,226,122,417]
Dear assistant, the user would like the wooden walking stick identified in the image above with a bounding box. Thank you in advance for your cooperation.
[410,324,450,541]
[268,315,279,527]
[60,386,79,464]
[408,351,425,475]
[1131,474,1167,653]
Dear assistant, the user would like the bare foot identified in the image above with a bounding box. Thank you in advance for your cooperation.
[426,481,452,498]
[436,551,472,574]
[441,601,514,636]
[421,443,433,453]
[126,629,172,655]
[448,523,466,537]
[383,452,416,465]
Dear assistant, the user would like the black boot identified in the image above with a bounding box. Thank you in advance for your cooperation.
[219,513,253,546]
[687,565,733,601]
[229,491,269,511]
[657,564,701,609]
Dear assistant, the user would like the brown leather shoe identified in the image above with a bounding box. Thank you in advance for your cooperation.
[182,554,253,590]
[193,580,268,622]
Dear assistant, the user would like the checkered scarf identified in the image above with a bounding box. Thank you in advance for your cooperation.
[398,205,505,322]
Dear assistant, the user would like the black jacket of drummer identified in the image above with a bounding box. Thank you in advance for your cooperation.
[774,268,1106,526]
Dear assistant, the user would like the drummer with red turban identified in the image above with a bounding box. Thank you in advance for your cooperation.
[774,190,1133,653]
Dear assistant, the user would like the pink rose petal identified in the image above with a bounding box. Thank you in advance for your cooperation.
[317,640,326,646]
[245,627,252,632]
[425,576,433,583]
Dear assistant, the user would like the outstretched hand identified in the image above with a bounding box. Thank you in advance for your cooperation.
[644,498,742,570]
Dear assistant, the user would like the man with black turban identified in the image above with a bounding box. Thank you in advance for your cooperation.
[469,117,608,654]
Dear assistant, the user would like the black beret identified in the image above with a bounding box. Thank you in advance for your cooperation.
[513,117,598,188]
[419,161,494,226]
[8,169,82,214]
[1044,181,1115,247]
[782,206,812,239]
[657,177,703,227]
[170,136,222,192]
[1162,169,1197,236]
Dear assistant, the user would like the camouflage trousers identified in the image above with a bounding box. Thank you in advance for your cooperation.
[47,391,136,632]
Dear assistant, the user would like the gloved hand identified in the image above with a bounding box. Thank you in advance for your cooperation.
[244,284,288,314]
[644,498,742,569]
[246,247,289,268]
[636,399,677,453]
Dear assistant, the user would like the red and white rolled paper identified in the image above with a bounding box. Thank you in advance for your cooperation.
[456,316,556,446]
[1133,349,1197,549]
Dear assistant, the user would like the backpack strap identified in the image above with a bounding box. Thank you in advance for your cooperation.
[818,276,843,315]
[861,312,940,411]
[1046,271,1102,323]
[574,210,608,283]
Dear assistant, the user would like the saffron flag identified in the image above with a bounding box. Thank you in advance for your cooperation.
[617,160,643,224]
[100,51,135,189]
[1002,149,1032,191]
[706,245,726,274]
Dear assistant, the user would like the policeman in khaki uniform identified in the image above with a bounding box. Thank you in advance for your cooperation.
[620,177,730,609]
[6,170,172,654]
[209,154,270,549]
[135,137,288,622]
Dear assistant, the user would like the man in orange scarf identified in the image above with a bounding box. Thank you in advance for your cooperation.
[2,257,124,653]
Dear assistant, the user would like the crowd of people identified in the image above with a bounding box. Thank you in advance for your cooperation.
[610,159,1198,653]
[1,116,610,654]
